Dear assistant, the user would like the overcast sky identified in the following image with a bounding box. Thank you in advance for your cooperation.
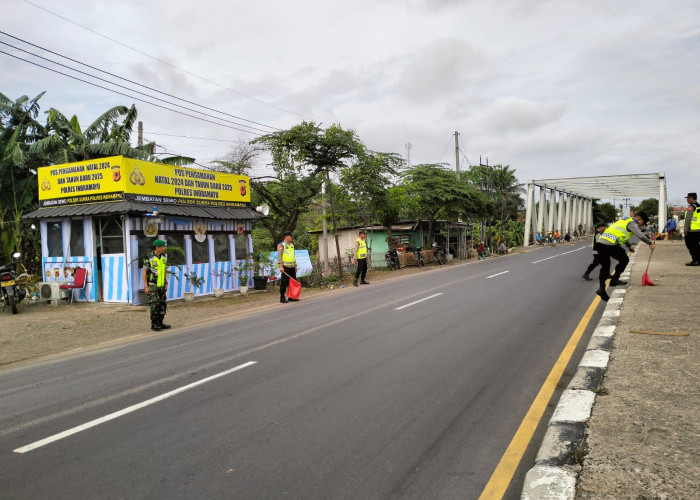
[3,0,699,206]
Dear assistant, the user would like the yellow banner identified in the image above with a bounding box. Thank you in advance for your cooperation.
[37,156,250,207]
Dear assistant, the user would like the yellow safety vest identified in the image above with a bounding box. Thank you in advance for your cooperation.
[600,218,634,245]
[690,203,700,231]
[356,238,367,259]
[148,254,167,287]
[281,242,296,265]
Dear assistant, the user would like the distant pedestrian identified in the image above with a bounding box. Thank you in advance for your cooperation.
[564,232,571,242]
[143,239,171,331]
[353,230,370,286]
[535,232,544,246]
[477,241,487,260]
[662,217,677,240]
[278,231,298,302]
[498,240,508,255]
[683,192,700,266]
[596,212,655,301]
[582,223,607,281]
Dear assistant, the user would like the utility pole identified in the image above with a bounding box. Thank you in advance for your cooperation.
[454,131,460,180]
[405,142,412,168]
[138,121,143,148]
[321,181,329,274]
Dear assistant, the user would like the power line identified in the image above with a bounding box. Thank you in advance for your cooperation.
[0,31,279,134]
[0,49,266,137]
[144,132,241,143]
[22,0,305,120]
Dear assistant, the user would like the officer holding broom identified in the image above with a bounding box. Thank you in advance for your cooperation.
[595,211,655,302]
[143,239,171,331]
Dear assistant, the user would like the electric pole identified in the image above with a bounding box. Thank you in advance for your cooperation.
[454,131,460,180]
[138,121,143,148]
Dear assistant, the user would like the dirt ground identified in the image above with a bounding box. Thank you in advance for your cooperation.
[0,260,445,369]
[576,241,699,499]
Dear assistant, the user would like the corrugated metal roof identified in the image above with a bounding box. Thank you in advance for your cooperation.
[23,201,262,220]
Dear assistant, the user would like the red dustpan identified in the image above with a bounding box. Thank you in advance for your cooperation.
[286,275,302,300]
[642,247,656,286]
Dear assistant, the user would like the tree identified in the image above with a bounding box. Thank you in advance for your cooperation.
[632,198,658,218]
[251,122,364,275]
[592,201,617,225]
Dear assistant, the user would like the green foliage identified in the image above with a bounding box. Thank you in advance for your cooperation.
[182,270,205,289]
[233,258,256,286]
[632,198,659,217]
[592,201,617,225]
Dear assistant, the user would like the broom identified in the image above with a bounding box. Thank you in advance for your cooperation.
[641,246,656,286]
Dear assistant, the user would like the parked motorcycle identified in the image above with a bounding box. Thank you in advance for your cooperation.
[414,246,425,267]
[432,242,447,265]
[385,248,401,270]
[1,252,26,314]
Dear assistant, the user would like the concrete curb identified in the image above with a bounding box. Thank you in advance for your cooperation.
[520,254,635,499]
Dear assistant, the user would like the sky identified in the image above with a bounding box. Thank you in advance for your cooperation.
[3,0,699,206]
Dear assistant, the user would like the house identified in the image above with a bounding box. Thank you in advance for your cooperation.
[24,156,262,304]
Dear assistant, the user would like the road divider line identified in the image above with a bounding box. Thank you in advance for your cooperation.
[394,293,443,310]
[531,246,586,264]
[13,361,257,454]
[486,270,510,279]
[478,293,601,499]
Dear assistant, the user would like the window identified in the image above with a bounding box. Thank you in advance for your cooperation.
[164,234,185,266]
[214,234,230,262]
[137,235,154,268]
[100,216,124,254]
[191,237,209,264]
[69,219,85,256]
[234,234,248,260]
[47,222,63,257]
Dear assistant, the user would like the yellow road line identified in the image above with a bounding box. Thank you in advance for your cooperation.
[478,295,601,499]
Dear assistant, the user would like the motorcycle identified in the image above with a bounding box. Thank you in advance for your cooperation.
[413,246,425,267]
[1,252,26,314]
[385,248,401,270]
[432,242,447,265]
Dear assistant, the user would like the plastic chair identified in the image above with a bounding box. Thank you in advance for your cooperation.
[60,267,87,304]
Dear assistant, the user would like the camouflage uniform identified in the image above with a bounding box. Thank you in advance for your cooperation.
[144,250,168,327]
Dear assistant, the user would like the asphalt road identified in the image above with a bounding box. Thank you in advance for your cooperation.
[0,243,603,499]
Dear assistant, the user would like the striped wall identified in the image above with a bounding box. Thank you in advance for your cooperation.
[41,256,96,302]
[101,254,128,303]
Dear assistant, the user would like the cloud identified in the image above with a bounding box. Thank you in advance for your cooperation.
[484,97,569,133]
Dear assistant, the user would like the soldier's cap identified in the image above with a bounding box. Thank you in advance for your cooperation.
[153,239,167,247]
[687,192,697,199]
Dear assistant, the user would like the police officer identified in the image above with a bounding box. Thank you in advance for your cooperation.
[683,192,700,266]
[595,211,655,301]
[143,239,171,331]
[582,222,607,281]
[353,230,370,286]
[278,231,298,303]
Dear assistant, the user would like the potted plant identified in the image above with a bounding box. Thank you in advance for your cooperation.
[233,258,255,295]
[252,253,276,291]
[182,269,205,302]
[210,267,231,297]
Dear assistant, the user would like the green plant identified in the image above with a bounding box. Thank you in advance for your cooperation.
[254,253,277,277]
[183,270,205,290]
[233,258,255,287]
[594,386,609,396]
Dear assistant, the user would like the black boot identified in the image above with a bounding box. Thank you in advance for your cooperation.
[353,278,358,287]
[582,273,592,281]
[159,322,171,329]
[609,279,627,286]
[151,322,162,331]
[280,296,288,303]
[361,280,370,284]
[595,288,609,301]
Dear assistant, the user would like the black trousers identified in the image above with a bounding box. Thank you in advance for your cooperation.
[597,244,629,288]
[280,265,296,298]
[585,253,603,275]
[685,231,700,262]
[354,258,367,281]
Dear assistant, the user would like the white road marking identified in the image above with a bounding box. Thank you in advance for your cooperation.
[531,246,586,264]
[394,293,443,310]
[13,361,257,454]
[486,270,510,279]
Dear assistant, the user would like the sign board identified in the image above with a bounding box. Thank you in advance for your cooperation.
[38,156,250,207]
[262,250,313,280]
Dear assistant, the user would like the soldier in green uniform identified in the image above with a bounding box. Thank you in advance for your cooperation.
[143,239,171,331]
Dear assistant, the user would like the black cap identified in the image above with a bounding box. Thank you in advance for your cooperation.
[687,192,697,199]
[283,231,293,237]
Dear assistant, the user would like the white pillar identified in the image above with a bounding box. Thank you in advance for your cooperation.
[524,181,534,246]
[537,187,545,233]
[548,189,556,233]
[659,174,667,230]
